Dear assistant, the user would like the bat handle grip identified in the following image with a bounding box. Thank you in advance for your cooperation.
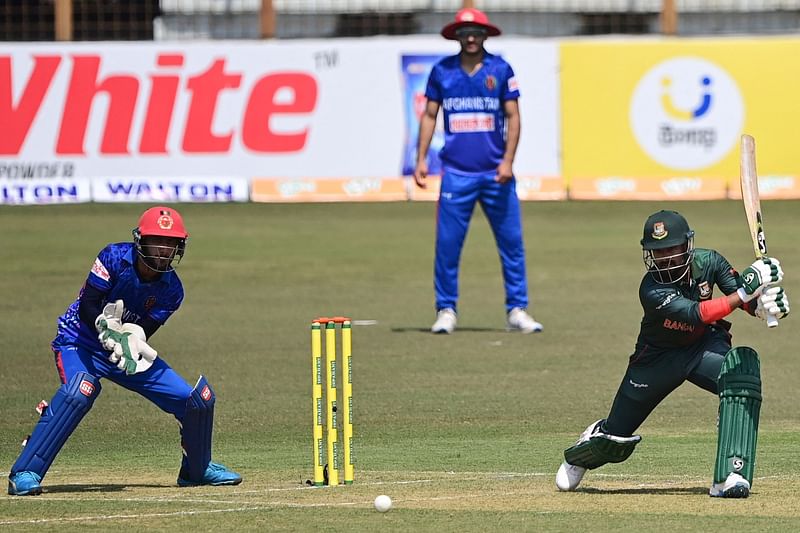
[766,314,779,328]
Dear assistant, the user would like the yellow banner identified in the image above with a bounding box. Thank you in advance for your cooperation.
[561,38,800,198]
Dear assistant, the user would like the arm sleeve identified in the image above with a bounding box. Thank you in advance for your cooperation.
[503,62,520,100]
[78,283,106,330]
[424,63,442,102]
[641,285,703,324]
[714,251,757,316]
[698,296,734,324]
[139,317,162,339]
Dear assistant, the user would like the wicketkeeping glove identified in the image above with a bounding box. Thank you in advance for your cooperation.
[756,286,790,321]
[97,321,158,375]
[95,299,124,340]
[737,257,783,303]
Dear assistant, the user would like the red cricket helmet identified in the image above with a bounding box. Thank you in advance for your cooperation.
[440,8,501,40]
[136,206,188,239]
[132,206,188,273]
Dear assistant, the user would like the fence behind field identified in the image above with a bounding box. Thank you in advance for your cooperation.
[2,0,800,42]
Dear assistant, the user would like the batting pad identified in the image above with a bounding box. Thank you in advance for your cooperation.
[715,346,761,485]
[180,375,216,482]
[11,372,101,478]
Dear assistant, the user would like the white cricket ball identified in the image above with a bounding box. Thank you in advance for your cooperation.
[374,494,392,513]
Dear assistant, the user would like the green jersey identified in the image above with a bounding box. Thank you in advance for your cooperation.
[634,248,744,356]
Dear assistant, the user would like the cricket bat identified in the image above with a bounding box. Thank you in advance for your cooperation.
[740,134,778,328]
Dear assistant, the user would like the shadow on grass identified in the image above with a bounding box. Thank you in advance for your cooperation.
[391,326,509,333]
[43,483,170,494]
[578,486,709,495]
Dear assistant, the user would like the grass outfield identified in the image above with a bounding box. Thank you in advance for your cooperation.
[1,201,799,531]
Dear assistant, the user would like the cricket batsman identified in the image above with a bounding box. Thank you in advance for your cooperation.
[8,206,241,496]
[555,210,789,498]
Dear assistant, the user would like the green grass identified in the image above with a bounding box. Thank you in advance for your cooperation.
[1,201,799,531]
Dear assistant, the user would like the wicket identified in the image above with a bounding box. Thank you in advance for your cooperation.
[311,316,353,486]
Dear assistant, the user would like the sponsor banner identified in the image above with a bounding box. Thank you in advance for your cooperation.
[0,177,91,204]
[407,175,441,202]
[727,175,800,200]
[515,176,567,201]
[405,175,565,201]
[561,38,800,198]
[3,38,559,184]
[92,176,249,202]
[399,42,560,181]
[569,176,727,200]
[401,55,445,176]
[251,177,407,202]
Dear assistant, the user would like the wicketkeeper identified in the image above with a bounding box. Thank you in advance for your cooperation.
[555,210,789,498]
[8,206,242,496]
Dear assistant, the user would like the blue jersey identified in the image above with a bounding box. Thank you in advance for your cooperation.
[424,52,520,176]
[55,242,184,351]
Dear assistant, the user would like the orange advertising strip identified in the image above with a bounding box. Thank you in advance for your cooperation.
[727,175,800,200]
[515,176,567,201]
[407,176,441,202]
[406,175,566,202]
[251,178,408,202]
[569,176,727,200]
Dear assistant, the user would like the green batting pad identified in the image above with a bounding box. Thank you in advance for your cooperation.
[564,433,641,470]
[715,346,761,485]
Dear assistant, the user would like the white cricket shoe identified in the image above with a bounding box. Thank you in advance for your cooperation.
[709,472,750,498]
[555,461,586,491]
[507,307,543,334]
[431,308,457,334]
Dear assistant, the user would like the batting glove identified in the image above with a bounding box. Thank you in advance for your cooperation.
[756,286,790,321]
[737,258,783,303]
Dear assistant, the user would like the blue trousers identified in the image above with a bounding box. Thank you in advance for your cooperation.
[54,342,193,420]
[435,170,529,312]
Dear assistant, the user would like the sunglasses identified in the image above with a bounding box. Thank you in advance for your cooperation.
[455,27,488,39]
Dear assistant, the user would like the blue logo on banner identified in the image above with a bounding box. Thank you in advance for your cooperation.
[105,181,236,201]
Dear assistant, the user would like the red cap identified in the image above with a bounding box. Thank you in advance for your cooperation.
[137,206,188,239]
[441,8,501,40]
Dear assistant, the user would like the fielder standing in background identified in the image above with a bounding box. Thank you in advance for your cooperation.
[413,8,542,335]
[8,206,241,496]
[556,210,789,498]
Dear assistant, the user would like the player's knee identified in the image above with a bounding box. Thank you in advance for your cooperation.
[187,375,215,412]
[719,346,761,400]
[56,372,101,413]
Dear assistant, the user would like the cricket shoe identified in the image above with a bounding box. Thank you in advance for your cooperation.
[709,472,750,498]
[178,462,242,487]
[8,471,42,496]
[555,461,586,492]
[431,308,457,334]
[507,308,543,334]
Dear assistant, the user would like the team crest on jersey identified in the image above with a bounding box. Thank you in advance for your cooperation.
[652,222,668,240]
[698,281,712,299]
[144,296,157,312]
[485,75,497,91]
[91,258,111,281]
[157,212,174,230]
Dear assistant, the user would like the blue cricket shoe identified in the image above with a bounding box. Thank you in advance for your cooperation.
[177,462,242,487]
[8,471,43,496]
